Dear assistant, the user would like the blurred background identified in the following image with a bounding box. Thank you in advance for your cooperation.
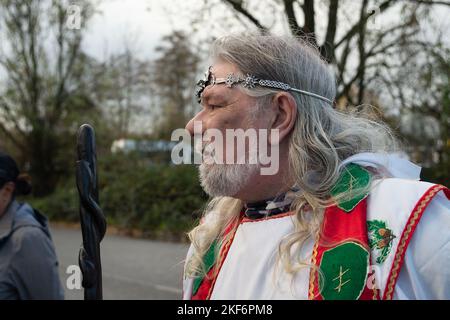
[0,0,449,299]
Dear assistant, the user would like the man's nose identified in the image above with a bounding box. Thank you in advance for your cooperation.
[185,118,195,137]
[185,112,204,137]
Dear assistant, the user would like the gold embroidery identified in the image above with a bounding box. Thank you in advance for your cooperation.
[333,266,351,293]
[369,265,379,300]
[308,239,319,299]
[384,185,445,300]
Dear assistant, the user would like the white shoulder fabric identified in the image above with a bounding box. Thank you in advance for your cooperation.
[340,152,421,180]
[394,190,450,299]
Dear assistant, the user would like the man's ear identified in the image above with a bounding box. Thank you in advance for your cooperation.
[269,92,297,145]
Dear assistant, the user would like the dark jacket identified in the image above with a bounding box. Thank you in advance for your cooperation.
[0,201,64,300]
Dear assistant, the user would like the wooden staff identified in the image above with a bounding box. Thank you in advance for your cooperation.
[76,124,107,300]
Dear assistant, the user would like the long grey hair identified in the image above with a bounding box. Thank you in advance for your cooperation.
[185,33,399,280]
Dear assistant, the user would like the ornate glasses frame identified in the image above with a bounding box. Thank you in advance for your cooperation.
[196,66,333,105]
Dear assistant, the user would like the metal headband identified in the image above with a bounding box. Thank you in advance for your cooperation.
[196,66,333,105]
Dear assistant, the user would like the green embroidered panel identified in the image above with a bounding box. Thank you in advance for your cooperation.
[331,164,371,212]
[192,240,218,295]
[319,242,369,300]
[367,220,396,264]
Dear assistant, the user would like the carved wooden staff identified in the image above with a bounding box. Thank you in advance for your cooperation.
[76,124,107,300]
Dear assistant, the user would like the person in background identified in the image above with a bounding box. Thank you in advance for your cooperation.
[0,151,64,300]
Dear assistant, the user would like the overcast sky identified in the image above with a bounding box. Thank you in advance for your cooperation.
[81,0,171,60]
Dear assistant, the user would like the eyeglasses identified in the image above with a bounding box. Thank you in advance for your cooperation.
[195,66,333,105]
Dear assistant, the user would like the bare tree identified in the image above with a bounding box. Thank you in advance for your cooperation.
[0,0,97,196]
[152,31,201,139]
[167,0,449,106]
[378,30,450,183]
[97,45,153,138]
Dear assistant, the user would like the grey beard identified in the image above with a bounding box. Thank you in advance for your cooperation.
[199,163,260,197]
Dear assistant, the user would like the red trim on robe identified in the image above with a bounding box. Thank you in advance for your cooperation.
[191,213,243,300]
[383,185,450,300]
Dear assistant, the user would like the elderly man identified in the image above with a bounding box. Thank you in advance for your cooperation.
[182,33,450,300]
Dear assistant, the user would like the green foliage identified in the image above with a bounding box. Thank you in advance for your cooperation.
[29,179,80,222]
[367,220,394,264]
[27,154,207,241]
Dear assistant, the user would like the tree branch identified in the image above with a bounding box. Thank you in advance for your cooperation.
[357,0,369,105]
[407,0,450,6]
[321,0,339,62]
[222,0,268,32]
[0,121,26,152]
[302,0,316,36]
[335,0,395,50]
[283,0,302,37]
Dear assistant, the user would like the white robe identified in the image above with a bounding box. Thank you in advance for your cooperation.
[183,153,450,300]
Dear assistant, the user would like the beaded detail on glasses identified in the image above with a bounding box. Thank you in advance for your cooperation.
[196,66,333,105]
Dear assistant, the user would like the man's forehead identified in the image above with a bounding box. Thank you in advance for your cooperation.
[210,62,240,78]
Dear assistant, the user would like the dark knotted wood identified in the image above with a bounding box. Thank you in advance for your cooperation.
[76,124,106,300]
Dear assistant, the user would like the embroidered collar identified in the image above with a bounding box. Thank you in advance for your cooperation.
[244,187,299,219]
[330,164,372,212]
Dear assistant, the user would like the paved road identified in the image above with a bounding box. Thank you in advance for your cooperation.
[50,226,189,300]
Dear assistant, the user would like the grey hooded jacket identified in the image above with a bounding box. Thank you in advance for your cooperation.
[0,201,64,300]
